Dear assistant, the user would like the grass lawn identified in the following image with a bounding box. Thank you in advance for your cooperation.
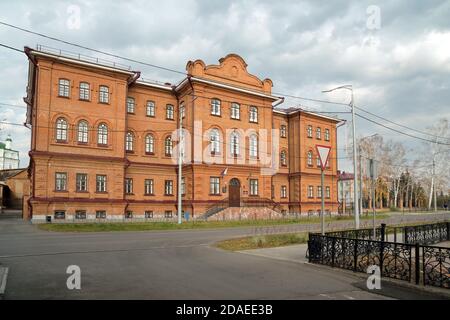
[37,213,389,232]
[216,233,309,251]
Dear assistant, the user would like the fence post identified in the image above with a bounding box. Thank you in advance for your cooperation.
[331,237,336,268]
[447,222,450,241]
[394,227,397,243]
[415,243,420,285]
[381,223,386,242]
[353,238,358,272]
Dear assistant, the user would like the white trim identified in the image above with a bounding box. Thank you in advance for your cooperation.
[135,80,173,91]
[187,76,282,101]
[30,51,136,76]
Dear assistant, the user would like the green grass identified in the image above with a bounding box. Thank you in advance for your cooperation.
[216,233,309,251]
[37,213,389,233]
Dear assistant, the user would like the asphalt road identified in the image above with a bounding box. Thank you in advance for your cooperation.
[0,212,449,300]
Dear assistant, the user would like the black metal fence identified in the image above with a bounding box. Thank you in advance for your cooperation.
[404,222,450,245]
[308,222,450,289]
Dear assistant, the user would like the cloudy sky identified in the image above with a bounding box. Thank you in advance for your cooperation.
[0,0,449,170]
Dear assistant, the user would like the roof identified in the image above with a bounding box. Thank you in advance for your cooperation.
[0,168,27,181]
[274,107,343,122]
[338,171,355,181]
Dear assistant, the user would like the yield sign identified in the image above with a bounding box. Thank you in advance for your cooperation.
[315,145,331,170]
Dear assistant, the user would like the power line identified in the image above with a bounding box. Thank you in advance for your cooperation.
[355,105,450,142]
[355,113,450,146]
[0,23,449,145]
[0,43,24,53]
[0,21,187,75]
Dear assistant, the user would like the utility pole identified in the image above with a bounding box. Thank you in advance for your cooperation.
[369,158,376,238]
[322,85,359,229]
[359,144,363,215]
[433,158,437,212]
[321,167,325,235]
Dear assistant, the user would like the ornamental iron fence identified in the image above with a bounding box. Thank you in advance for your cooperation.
[404,222,450,245]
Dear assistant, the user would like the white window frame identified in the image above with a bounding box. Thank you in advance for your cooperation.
[58,79,70,97]
[231,103,240,120]
[211,99,221,116]
[146,101,155,117]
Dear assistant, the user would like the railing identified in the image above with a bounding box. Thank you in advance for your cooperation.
[197,198,229,221]
[308,222,450,289]
[241,197,282,212]
[422,245,450,289]
[404,222,449,245]
[309,234,413,282]
[35,44,132,71]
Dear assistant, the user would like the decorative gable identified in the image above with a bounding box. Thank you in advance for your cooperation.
[186,54,273,94]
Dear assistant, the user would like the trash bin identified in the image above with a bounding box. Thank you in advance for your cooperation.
[46,215,52,223]
[184,212,190,222]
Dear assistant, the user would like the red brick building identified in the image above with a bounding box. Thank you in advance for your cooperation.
[24,46,341,222]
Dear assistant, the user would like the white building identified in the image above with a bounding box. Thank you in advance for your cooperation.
[0,136,20,170]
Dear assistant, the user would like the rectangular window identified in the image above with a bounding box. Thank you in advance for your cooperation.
[164,211,173,218]
[165,180,173,195]
[180,104,185,119]
[210,177,220,195]
[75,210,86,220]
[281,185,287,198]
[99,85,109,103]
[145,179,154,195]
[125,211,133,219]
[96,175,107,192]
[96,210,107,219]
[280,125,287,138]
[249,106,258,123]
[55,172,67,191]
[58,79,70,97]
[326,186,331,199]
[127,97,135,113]
[249,179,258,196]
[145,211,153,219]
[79,82,90,100]
[316,127,321,139]
[211,99,221,116]
[125,178,133,194]
[231,103,240,120]
[317,186,322,198]
[307,125,313,138]
[54,210,66,219]
[146,101,155,117]
[76,173,88,192]
[308,185,314,198]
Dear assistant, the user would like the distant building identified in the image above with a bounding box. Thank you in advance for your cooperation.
[0,136,20,170]
[338,171,354,213]
[0,168,30,218]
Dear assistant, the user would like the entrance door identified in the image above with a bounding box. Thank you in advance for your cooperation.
[229,178,241,207]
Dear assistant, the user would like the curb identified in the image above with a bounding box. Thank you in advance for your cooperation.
[0,267,8,299]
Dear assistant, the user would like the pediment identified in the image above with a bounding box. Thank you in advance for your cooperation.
[186,54,273,94]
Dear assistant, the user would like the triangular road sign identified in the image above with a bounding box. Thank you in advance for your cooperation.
[315,145,331,170]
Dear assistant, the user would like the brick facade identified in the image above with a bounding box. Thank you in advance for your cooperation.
[24,47,340,222]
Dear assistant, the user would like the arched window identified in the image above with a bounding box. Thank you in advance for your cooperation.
[307,151,313,166]
[210,129,220,154]
[145,134,154,154]
[249,134,258,157]
[280,150,287,166]
[165,136,173,156]
[97,123,108,145]
[126,131,134,152]
[79,82,90,100]
[230,131,240,156]
[55,118,68,141]
[77,120,88,143]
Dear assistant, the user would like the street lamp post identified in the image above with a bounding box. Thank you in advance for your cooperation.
[323,85,360,229]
